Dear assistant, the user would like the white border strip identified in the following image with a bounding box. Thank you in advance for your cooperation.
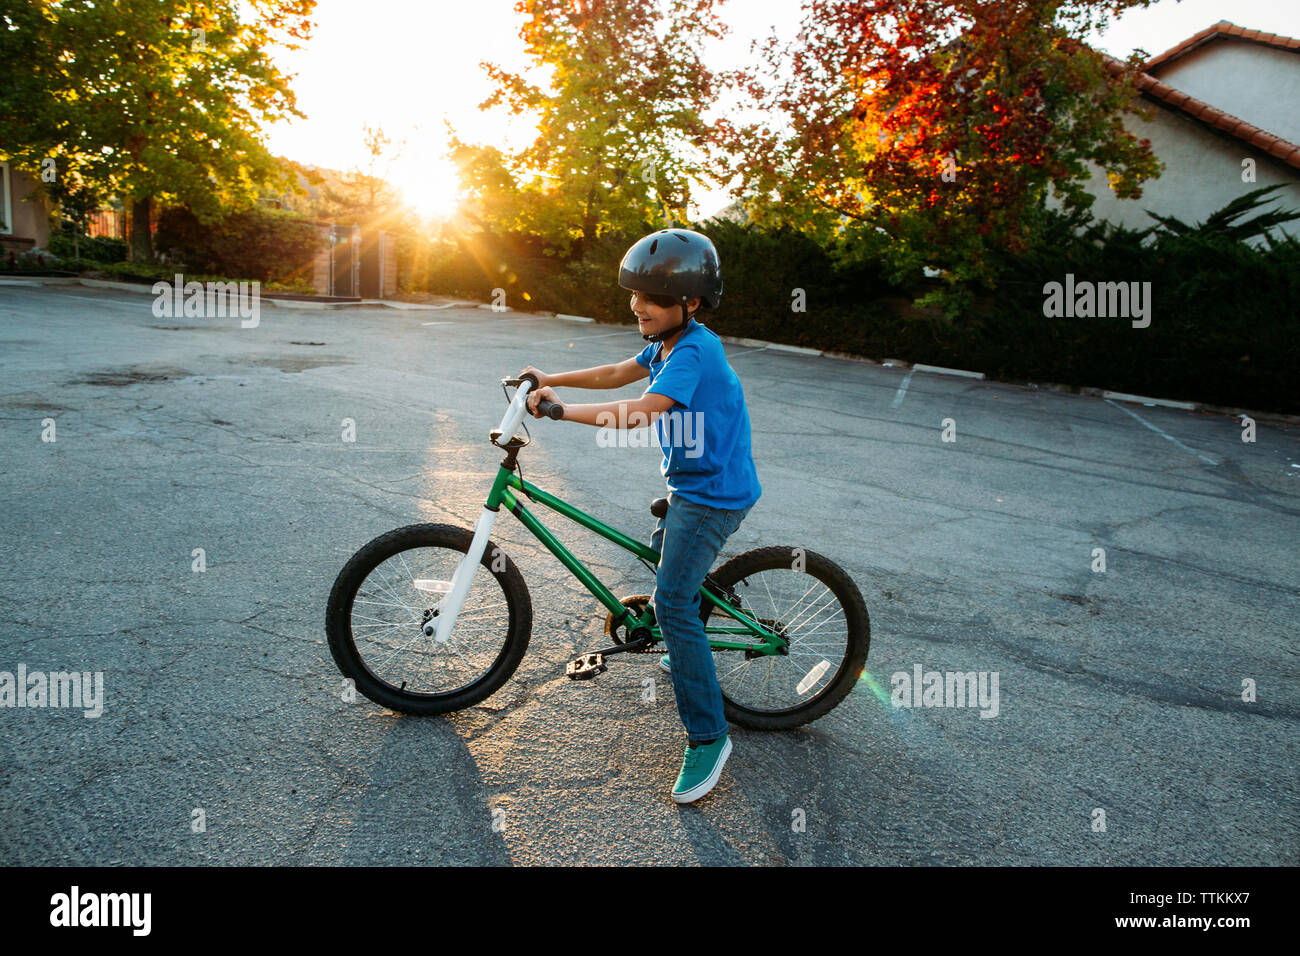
[718,334,819,355]
[912,364,986,380]
[1103,390,1197,411]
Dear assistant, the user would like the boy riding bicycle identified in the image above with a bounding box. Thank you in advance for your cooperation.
[518,228,762,804]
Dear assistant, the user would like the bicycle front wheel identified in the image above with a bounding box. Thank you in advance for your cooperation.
[700,546,869,730]
[326,523,532,715]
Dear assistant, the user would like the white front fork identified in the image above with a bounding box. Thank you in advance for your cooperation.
[425,506,499,641]
[422,377,532,643]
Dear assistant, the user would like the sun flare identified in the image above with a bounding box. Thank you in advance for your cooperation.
[394,159,463,220]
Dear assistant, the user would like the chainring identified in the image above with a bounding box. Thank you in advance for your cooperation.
[604,594,657,652]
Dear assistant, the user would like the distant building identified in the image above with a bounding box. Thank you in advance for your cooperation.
[1074,21,1300,238]
[0,162,51,257]
[707,201,749,225]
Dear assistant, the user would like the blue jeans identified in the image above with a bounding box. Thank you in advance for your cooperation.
[650,492,753,743]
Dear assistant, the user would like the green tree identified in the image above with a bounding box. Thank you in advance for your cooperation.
[46,160,105,262]
[0,0,315,262]
[457,0,726,251]
[313,123,416,232]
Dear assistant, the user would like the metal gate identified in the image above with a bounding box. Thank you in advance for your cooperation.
[329,224,360,297]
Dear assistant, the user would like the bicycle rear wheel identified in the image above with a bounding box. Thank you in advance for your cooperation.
[326,523,532,715]
[699,546,869,730]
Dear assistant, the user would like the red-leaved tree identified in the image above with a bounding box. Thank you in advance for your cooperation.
[715,0,1163,292]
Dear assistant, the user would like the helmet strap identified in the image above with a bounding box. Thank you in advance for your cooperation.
[642,302,693,343]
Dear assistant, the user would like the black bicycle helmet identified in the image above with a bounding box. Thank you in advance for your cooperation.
[618,228,722,342]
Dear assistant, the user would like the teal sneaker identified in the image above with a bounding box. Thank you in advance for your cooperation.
[671,735,732,804]
[659,654,671,674]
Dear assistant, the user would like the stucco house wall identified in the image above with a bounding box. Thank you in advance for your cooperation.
[1147,40,1300,148]
[1054,24,1300,240]
[1067,101,1300,238]
[0,163,52,255]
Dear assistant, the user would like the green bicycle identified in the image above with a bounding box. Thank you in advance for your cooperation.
[326,374,870,730]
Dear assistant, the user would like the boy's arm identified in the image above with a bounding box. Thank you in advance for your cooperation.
[560,391,675,427]
[546,357,648,390]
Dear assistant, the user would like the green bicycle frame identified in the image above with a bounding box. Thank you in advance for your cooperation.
[483,465,787,654]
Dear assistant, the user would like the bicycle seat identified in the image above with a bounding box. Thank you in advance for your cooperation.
[650,497,668,519]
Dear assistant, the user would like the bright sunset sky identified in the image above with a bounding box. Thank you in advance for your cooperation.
[262,0,1300,222]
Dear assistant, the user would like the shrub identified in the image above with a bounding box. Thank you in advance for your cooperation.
[981,187,1300,410]
[405,190,1299,412]
[48,229,128,263]
[84,260,234,284]
[154,205,325,284]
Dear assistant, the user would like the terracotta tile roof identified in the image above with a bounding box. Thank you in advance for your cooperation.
[1100,51,1300,170]
[1144,20,1300,73]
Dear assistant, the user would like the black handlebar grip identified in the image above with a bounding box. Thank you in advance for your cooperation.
[519,371,540,389]
[536,399,564,420]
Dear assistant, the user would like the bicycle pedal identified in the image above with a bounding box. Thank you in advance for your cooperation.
[565,653,607,681]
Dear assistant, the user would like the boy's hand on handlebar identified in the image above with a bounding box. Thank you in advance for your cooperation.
[526,385,561,418]
[518,366,550,388]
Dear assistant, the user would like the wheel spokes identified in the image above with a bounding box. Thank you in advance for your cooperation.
[712,567,851,713]
[349,546,512,697]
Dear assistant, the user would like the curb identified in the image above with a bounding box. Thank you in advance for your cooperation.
[262,298,332,310]
[1101,390,1197,411]
[79,277,155,295]
[7,276,521,313]
[6,276,480,311]
[0,276,78,286]
[823,350,883,365]
[912,363,986,380]
[717,334,770,349]
[1193,401,1300,427]
[356,299,443,311]
[716,334,820,355]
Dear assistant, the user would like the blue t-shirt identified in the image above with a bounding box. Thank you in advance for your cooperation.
[635,319,762,510]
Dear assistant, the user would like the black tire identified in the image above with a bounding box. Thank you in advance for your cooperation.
[326,523,532,715]
[699,546,869,730]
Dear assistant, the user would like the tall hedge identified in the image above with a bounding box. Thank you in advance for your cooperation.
[410,201,1298,413]
[153,205,325,285]
[48,228,128,263]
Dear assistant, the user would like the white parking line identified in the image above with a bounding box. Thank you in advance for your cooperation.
[421,321,452,326]
[725,345,771,359]
[891,369,915,408]
[1106,399,1218,465]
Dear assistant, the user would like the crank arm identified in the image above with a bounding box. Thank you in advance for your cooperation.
[585,636,654,657]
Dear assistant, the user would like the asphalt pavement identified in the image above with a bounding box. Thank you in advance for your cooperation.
[0,281,1296,865]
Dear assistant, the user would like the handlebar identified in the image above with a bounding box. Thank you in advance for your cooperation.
[535,399,564,420]
[511,373,564,420]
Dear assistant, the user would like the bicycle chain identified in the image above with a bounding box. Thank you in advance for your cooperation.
[604,590,768,653]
